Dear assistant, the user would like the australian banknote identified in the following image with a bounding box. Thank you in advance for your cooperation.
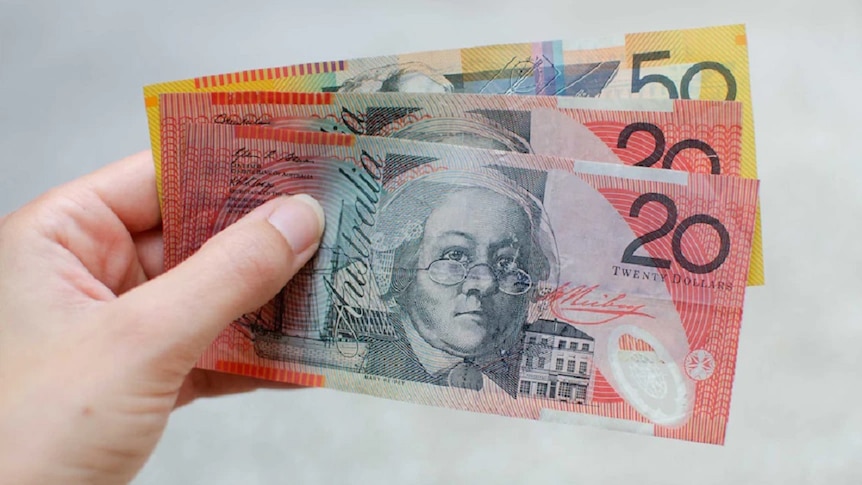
[159,92,742,270]
[177,124,758,444]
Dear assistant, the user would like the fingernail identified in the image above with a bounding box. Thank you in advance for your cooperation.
[266,194,325,253]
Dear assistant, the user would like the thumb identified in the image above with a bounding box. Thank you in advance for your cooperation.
[113,194,325,365]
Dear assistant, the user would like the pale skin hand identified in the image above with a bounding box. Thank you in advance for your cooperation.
[0,151,325,485]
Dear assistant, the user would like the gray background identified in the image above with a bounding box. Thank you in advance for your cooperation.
[1,0,860,483]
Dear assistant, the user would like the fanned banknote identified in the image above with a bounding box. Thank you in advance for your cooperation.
[145,39,612,195]
[145,23,764,286]
[177,124,758,444]
[160,92,743,270]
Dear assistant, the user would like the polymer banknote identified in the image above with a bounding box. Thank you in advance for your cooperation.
[176,124,758,444]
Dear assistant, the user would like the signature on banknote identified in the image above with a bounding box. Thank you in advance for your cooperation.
[546,283,653,325]
[212,112,272,125]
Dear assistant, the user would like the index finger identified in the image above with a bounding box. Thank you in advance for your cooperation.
[76,150,162,233]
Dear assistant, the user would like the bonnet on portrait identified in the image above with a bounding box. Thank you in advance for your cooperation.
[390,117,532,154]
[369,168,559,307]
[337,62,455,93]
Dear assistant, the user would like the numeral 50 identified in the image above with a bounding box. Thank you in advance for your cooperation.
[631,51,737,101]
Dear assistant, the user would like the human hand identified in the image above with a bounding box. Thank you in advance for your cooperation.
[0,151,325,484]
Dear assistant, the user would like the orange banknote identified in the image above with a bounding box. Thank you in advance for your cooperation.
[176,124,758,444]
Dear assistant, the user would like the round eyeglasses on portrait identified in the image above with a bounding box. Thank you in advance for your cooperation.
[421,259,532,295]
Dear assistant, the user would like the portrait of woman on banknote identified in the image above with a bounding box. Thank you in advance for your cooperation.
[365,169,558,397]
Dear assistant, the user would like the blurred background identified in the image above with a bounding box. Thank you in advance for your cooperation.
[1,0,860,483]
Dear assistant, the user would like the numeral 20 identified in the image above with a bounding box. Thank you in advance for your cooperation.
[631,51,737,101]
[621,193,731,274]
[617,122,721,174]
